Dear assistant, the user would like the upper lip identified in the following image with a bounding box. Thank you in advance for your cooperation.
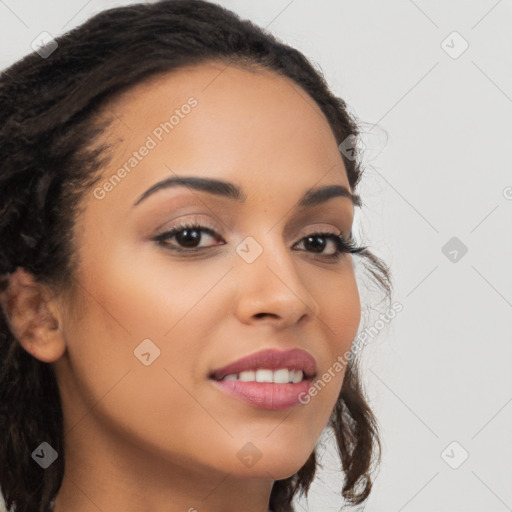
[209,348,317,380]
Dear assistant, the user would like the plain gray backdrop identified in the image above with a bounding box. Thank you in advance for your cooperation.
[1,1,511,511]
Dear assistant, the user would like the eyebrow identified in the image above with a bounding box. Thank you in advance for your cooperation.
[133,176,361,209]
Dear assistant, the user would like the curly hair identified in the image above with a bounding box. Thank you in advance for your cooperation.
[0,1,392,511]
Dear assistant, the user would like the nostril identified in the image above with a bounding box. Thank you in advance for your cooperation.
[254,312,278,319]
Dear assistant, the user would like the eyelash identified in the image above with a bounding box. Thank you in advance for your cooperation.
[153,220,365,261]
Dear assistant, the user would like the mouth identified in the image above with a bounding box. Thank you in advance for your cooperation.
[213,368,309,383]
[209,347,317,381]
[208,348,317,410]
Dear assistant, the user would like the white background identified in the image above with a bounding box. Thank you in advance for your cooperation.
[1,1,511,511]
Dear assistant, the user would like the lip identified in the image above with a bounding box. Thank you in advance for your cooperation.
[209,348,317,411]
[210,379,314,410]
[209,348,317,381]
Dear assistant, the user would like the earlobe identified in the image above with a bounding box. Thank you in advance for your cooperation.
[0,267,66,363]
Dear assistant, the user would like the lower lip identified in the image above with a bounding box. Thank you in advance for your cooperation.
[210,378,313,410]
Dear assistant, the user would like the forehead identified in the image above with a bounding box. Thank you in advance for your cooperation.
[88,62,351,213]
[107,61,329,126]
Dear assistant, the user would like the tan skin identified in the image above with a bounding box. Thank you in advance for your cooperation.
[1,63,361,512]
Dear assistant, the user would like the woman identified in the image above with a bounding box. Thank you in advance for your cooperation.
[0,1,392,511]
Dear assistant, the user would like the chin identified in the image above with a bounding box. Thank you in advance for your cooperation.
[235,458,312,481]
[264,457,312,480]
[221,442,315,481]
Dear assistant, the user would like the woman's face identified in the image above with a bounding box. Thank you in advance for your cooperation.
[52,62,361,481]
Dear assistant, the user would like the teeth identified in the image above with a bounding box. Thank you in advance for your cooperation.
[220,368,304,383]
[292,370,303,383]
[239,370,255,382]
[273,368,289,384]
[255,369,273,383]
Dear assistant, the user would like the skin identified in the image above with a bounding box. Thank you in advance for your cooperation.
[3,62,361,512]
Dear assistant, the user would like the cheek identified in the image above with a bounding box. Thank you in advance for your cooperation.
[64,237,231,400]
[317,259,362,358]
[77,226,208,325]
[315,265,361,399]
[60,249,225,454]
[281,260,361,437]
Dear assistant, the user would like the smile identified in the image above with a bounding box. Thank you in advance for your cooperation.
[219,368,305,383]
[209,348,317,410]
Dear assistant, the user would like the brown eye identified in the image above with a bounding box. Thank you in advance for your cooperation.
[154,223,222,251]
[294,232,358,260]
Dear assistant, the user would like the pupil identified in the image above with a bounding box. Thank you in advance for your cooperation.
[306,235,325,252]
[177,228,200,247]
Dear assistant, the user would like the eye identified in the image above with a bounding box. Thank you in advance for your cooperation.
[153,221,223,252]
[293,231,364,260]
[153,220,365,260]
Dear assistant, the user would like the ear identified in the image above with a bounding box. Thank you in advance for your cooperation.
[0,267,66,363]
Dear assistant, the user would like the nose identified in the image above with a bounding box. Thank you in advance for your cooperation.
[232,234,321,328]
